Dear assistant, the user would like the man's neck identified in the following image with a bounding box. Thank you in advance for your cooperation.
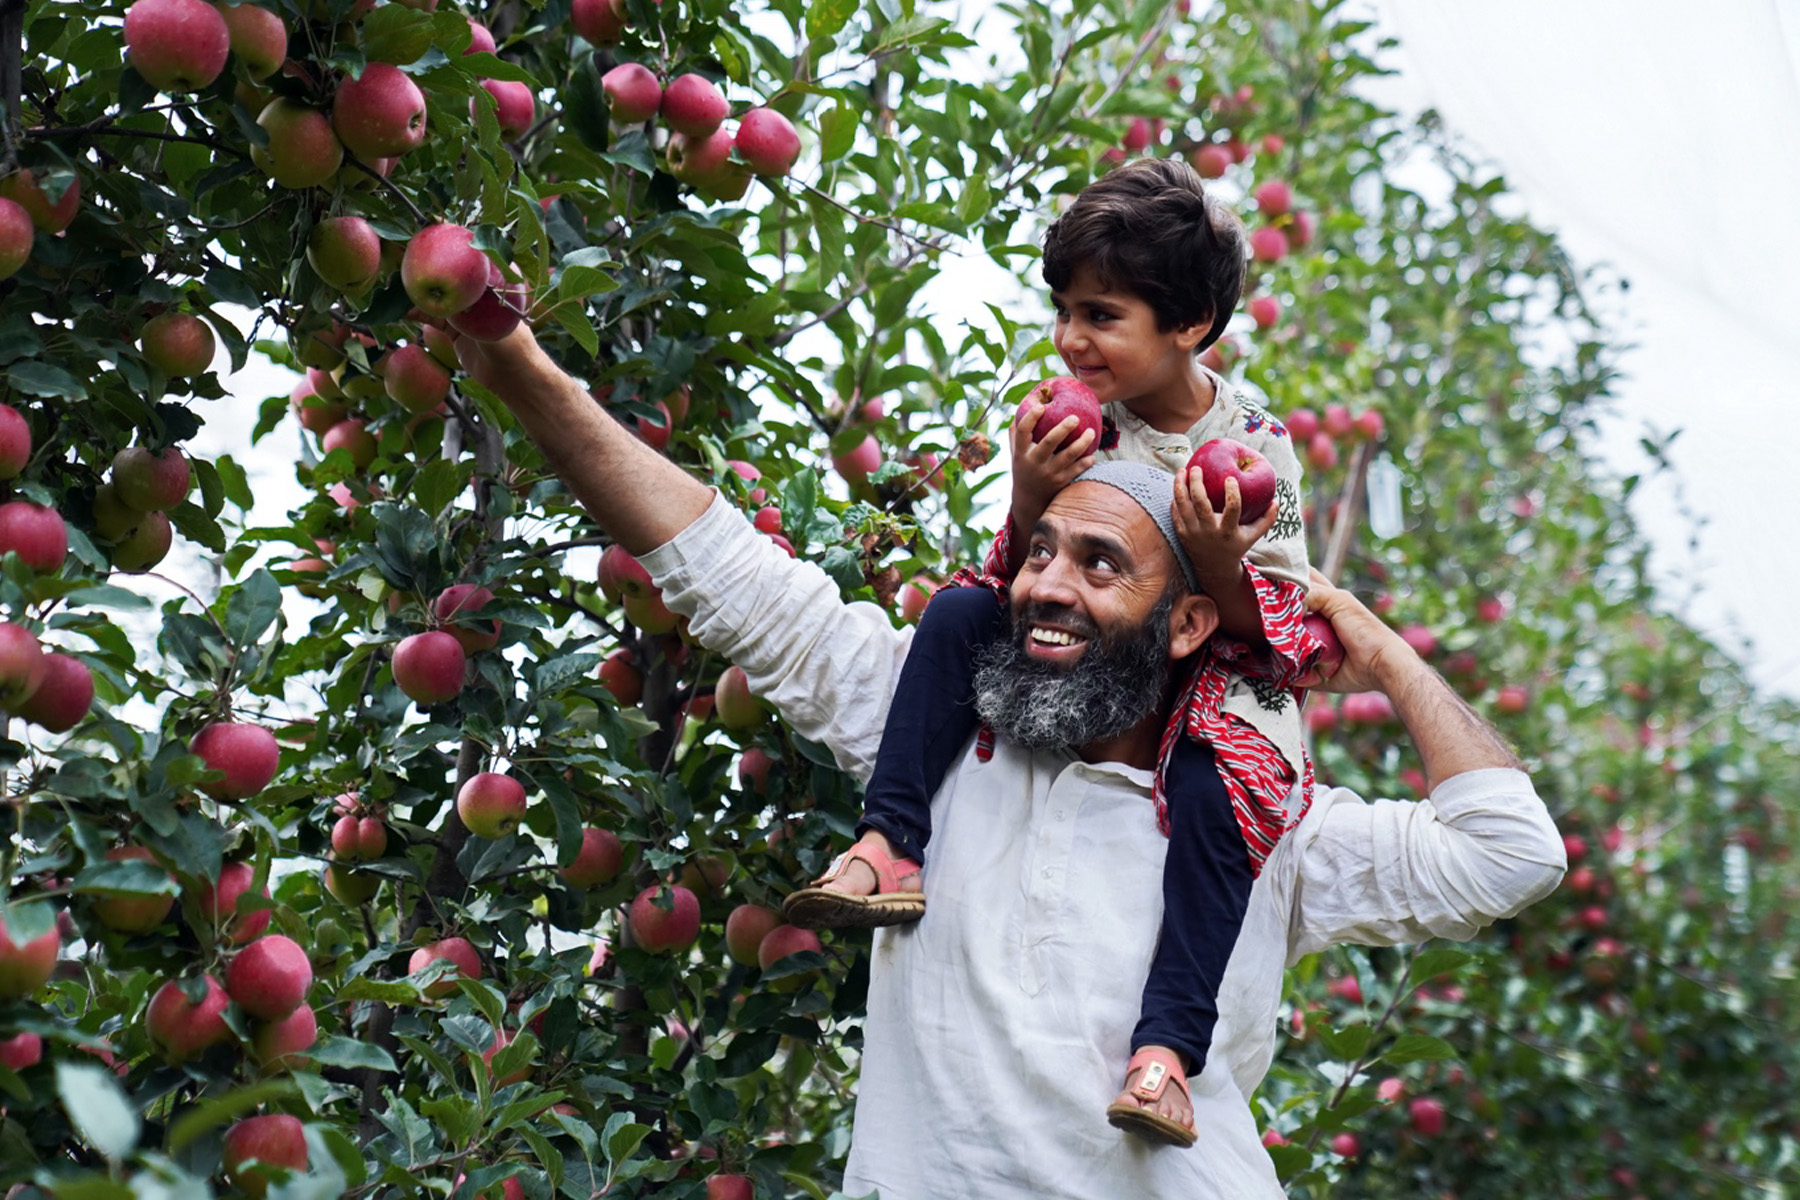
[1076,683,1184,770]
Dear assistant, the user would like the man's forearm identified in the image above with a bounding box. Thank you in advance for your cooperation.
[474,332,713,555]
[1374,654,1523,790]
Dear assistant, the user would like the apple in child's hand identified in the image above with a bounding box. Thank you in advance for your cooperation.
[1021,377,1101,454]
[1186,438,1276,522]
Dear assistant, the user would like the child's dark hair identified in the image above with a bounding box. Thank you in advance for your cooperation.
[1042,158,1247,351]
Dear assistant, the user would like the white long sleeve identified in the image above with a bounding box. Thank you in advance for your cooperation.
[636,492,911,782]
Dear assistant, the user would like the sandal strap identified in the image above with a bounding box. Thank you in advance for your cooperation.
[1125,1046,1191,1103]
[818,843,922,895]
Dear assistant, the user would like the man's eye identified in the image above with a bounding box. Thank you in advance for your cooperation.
[1089,555,1117,573]
[1026,543,1052,560]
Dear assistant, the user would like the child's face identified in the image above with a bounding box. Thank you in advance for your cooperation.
[1049,265,1203,409]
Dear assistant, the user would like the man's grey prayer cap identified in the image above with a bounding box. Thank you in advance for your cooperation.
[1068,461,1200,593]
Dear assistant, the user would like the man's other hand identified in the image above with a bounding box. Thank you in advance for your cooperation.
[1303,568,1418,696]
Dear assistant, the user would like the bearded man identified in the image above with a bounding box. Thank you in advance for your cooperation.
[458,327,1567,1200]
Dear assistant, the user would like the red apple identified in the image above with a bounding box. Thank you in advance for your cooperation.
[1260,1128,1287,1148]
[899,574,936,624]
[1285,210,1316,250]
[0,405,29,479]
[147,974,232,1059]
[1330,1132,1359,1159]
[738,748,774,793]
[752,506,782,535]
[569,0,627,45]
[706,1176,753,1200]
[598,648,643,705]
[560,826,625,888]
[251,1002,317,1070]
[0,1031,42,1071]
[1339,691,1395,725]
[1022,376,1101,454]
[321,416,377,469]
[432,583,500,652]
[665,127,746,196]
[1495,684,1529,714]
[474,79,535,140]
[253,98,343,189]
[831,434,881,485]
[447,262,530,342]
[306,216,383,293]
[661,73,728,137]
[1326,974,1363,1004]
[1303,698,1337,733]
[481,1027,532,1085]
[190,721,280,800]
[112,446,191,511]
[597,543,653,602]
[1408,1096,1445,1138]
[1305,432,1338,470]
[1247,294,1281,330]
[736,107,801,176]
[198,860,272,944]
[463,17,495,54]
[724,904,782,967]
[0,198,31,281]
[1352,409,1384,441]
[409,936,482,998]
[757,923,822,971]
[0,622,46,710]
[0,906,59,998]
[1322,403,1353,438]
[333,62,427,159]
[383,343,452,413]
[1248,226,1287,262]
[603,63,662,124]
[1191,144,1231,178]
[1299,613,1343,682]
[17,651,94,733]
[1284,408,1318,441]
[393,630,466,704]
[456,771,527,838]
[1253,180,1292,216]
[402,223,490,319]
[1475,595,1506,624]
[322,860,380,905]
[628,885,700,953]
[222,1114,308,1199]
[1398,624,1436,657]
[226,934,312,1020]
[125,0,230,93]
[218,2,287,80]
[140,312,215,377]
[91,845,175,933]
[713,665,766,731]
[1376,1076,1406,1104]
[1121,116,1152,153]
[1186,438,1276,522]
[0,169,80,233]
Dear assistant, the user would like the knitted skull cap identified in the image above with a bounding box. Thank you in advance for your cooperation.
[1067,460,1200,593]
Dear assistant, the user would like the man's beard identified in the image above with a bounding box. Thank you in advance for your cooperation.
[972,595,1176,752]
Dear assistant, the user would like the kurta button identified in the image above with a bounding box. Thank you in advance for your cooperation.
[1042,867,1052,878]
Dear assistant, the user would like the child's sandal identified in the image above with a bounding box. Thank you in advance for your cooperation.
[1105,1046,1198,1148]
[782,842,925,931]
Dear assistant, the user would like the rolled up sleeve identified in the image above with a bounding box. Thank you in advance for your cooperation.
[1286,768,1567,962]
[637,493,911,782]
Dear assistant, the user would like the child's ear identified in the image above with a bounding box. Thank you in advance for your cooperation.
[1175,314,1211,352]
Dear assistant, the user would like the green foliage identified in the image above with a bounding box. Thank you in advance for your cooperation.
[0,0,1792,1197]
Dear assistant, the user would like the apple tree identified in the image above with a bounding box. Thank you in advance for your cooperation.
[0,0,1793,1197]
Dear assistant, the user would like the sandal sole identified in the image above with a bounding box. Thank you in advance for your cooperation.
[1106,1103,1198,1148]
[782,888,926,931]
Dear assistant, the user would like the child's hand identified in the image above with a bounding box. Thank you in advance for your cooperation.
[1010,400,1098,515]
[1172,463,1280,580]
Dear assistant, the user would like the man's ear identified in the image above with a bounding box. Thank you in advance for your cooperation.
[1169,591,1219,660]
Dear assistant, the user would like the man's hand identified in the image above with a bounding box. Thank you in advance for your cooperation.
[1302,568,1417,695]
[1304,568,1522,785]
[453,323,551,411]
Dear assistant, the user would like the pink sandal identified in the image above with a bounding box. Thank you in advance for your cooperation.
[1105,1047,1197,1148]
[782,842,925,930]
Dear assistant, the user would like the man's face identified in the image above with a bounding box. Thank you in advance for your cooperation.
[972,484,1205,751]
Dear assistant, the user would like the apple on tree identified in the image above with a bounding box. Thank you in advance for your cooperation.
[661,73,728,137]
[306,216,383,293]
[736,107,801,177]
[123,0,230,93]
[0,168,81,233]
[724,903,782,967]
[198,860,273,944]
[714,665,767,731]
[216,2,287,80]
[559,826,625,888]
[190,721,280,800]
[332,62,428,160]
[252,98,343,190]
[0,622,46,711]
[90,845,175,933]
[0,198,31,282]
[409,935,482,998]
[250,1002,317,1071]
[225,934,313,1020]
[146,974,233,1060]
[401,223,490,319]
[392,630,466,705]
[456,771,528,838]
[222,1114,309,1199]
[112,445,191,511]
[474,79,535,140]
[18,651,95,733]
[628,884,700,954]
[569,0,628,45]
[602,63,663,124]
[0,904,60,999]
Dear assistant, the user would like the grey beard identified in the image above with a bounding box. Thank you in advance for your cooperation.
[972,596,1175,752]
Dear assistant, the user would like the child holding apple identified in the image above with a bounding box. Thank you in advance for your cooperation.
[783,157,1325,1147]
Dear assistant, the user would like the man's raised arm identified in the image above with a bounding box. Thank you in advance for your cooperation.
[456,325,713,555]
[1287,570,1563,958]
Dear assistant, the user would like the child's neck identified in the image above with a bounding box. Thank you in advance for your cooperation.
[1121,362,1218,435]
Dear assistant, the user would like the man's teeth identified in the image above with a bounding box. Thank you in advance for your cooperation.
[1031,627,1083,646]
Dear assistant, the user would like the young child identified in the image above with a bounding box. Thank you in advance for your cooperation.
[784,157,1322,1147]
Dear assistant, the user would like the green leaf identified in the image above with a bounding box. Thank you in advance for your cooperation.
[1379,1033,1458,1064]
[1318,1023,1373,1061]
[818,104,857,162]
[1408,946,1473,982]
[307,1035,400,1073]
[805,0,858,44]
[601,1113,649,1166]
[56,1062,139,1160]
[5,360,86,398]
[223,569,284,650]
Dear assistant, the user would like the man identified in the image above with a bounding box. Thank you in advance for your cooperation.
[457,327,1567,1199]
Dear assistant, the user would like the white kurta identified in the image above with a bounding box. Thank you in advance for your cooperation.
[642,495,1567,1200]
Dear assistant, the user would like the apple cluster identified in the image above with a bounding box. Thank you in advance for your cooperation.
[1284,402,1384,473]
